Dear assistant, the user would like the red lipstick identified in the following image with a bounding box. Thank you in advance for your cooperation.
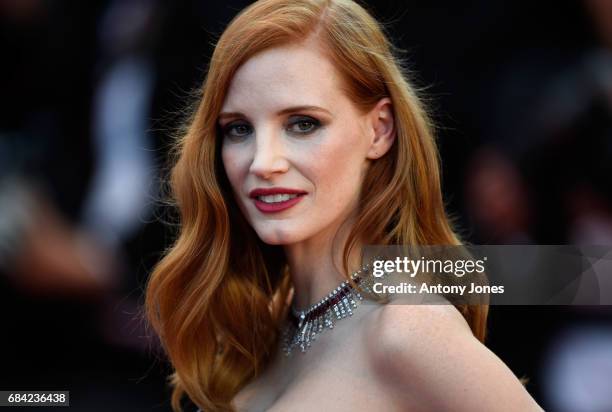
[249,187,307,213]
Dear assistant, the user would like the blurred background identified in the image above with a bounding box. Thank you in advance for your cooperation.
[0,0,610,411]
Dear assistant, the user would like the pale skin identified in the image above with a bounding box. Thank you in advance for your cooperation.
[220,38,544,411]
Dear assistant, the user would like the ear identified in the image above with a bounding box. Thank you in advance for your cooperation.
[366,97,395,160]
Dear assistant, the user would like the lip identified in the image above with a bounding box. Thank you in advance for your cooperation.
[249,187,307,198]
[248,187,308,214]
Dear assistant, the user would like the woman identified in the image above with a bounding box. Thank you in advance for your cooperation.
[146,0,544,411]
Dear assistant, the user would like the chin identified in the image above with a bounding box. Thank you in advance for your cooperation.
[254,225,304,246]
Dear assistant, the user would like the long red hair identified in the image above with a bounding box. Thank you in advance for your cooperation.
[145,1,488,411]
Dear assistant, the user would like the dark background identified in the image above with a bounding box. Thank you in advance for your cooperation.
[1,1,611,411]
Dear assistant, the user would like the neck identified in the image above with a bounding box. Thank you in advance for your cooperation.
[283,215,363,311]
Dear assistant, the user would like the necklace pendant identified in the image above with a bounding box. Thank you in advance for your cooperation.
[297,312,306,329]
[282,258,383,356]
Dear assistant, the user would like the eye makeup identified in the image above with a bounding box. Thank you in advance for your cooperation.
[286,115,322,135]
[220,114,324,141]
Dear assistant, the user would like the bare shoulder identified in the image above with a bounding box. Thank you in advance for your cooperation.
[362,303,472,375]
[362,303,544,412]
[367,300,472,344]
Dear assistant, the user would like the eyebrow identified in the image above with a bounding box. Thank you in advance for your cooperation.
[218,105,333,121]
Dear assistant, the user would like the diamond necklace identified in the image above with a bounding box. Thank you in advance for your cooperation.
[281,260,379,356]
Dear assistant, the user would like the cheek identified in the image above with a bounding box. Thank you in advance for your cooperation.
[307,129,367,207]
[221,145,245,189]
[221,145,253,221]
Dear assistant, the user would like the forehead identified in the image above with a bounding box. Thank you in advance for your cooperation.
[221,42,345,113]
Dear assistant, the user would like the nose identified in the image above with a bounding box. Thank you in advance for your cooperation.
[248,129,289,179]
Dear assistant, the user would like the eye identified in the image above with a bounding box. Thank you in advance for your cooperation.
[222,121,253,141]
[287,116,321,134]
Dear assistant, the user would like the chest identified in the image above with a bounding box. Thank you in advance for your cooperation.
[263,357,393,412]
[233,311,405,411]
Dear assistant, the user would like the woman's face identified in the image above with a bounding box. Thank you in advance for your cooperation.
[219,41,388,245]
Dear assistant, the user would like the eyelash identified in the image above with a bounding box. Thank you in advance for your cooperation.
[221,116,321,141]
